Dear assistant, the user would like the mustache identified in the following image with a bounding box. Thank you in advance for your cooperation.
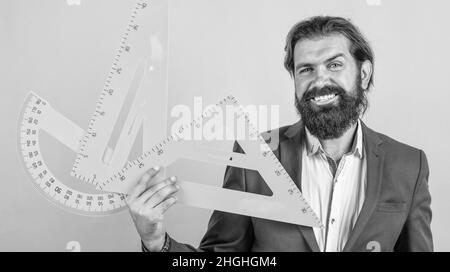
[303,85,346,101]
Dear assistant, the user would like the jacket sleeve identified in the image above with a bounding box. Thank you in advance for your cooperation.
[394,150,433,251]
[168,141,254,252]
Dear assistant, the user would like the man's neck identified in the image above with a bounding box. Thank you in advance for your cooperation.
[319,122,358,161]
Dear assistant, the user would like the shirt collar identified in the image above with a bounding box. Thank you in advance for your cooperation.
[305,119,364,159]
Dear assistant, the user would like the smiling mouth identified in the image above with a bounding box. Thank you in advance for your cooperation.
[309,93,339,105]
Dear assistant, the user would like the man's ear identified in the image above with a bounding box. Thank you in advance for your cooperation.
[360,60,373,90]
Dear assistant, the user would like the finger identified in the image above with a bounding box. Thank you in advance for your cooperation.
[143,168,166,190]
[140,166,161,186]
[128,166,161,201]
[145,183,179,209]
[137,176,178,205]
[150,196,178,218]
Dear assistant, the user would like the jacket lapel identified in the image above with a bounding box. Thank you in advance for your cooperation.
[280,120,320,252]
[343,122,385,251]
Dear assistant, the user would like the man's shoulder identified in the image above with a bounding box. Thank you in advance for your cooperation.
[364,124,423,154]
[260,121,302,144]
[260,124,292,140]
[261,121,427,163]
[363,124,427,172]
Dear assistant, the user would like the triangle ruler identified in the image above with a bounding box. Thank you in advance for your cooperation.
[71,0,168,186]
[91,95,323,228]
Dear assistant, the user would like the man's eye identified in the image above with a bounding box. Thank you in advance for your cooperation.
[329,62,342,69]
[299,67,312,74]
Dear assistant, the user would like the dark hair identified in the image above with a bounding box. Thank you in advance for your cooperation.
[284,16,374,89]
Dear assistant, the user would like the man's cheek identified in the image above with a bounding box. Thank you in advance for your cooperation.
[294,86,306,100]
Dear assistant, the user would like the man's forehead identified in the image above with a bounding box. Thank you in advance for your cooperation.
[294,34,352,63]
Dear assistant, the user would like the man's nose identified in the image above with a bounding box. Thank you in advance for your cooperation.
[310,67,331,89]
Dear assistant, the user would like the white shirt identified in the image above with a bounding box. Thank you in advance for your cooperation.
[301,120,367,252]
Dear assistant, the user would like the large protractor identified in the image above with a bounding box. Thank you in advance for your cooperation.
[18,92,127,216]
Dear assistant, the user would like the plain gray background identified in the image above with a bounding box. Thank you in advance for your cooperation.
[1,0,449,251]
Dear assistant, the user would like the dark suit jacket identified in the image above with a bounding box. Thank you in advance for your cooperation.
[167,120,433,252]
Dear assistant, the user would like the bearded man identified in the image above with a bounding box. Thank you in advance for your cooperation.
[126,16,433,252]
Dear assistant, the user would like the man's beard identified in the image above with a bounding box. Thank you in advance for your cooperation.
[295,78,367,140]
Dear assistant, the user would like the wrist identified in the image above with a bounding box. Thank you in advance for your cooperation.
[142,233,167,252]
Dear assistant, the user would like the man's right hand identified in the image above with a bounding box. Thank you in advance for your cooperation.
[126,166,180,252]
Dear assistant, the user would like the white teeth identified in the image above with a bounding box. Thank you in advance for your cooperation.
[314,94,336,102]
